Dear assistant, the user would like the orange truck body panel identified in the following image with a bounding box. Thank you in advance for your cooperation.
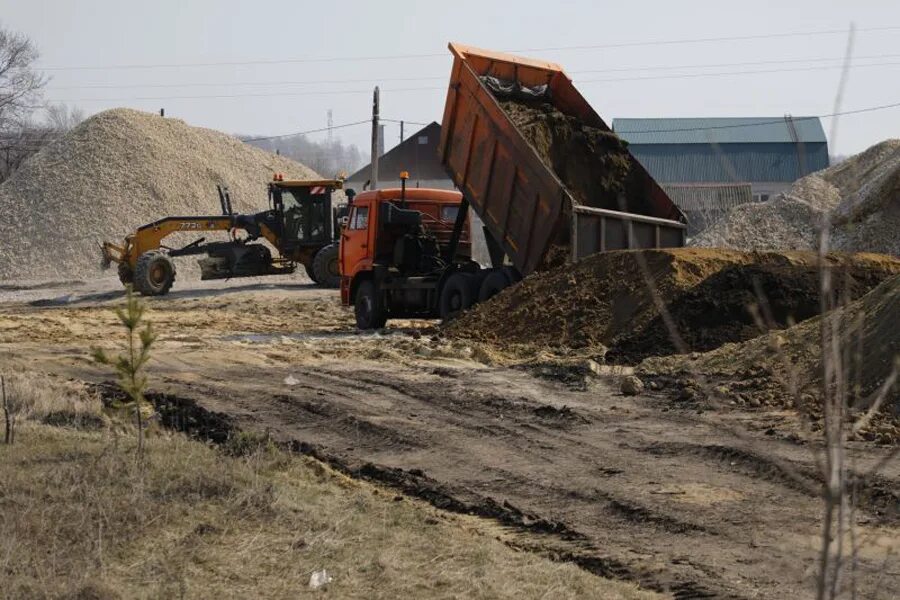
[438,42,685,276]
[339,187,468,305]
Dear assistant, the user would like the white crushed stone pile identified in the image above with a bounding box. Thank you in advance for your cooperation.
[0,108,318,281]
[691,139,900,255]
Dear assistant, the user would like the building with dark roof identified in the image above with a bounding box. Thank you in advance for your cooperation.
[345,122,454,192]
[613,117,830,235]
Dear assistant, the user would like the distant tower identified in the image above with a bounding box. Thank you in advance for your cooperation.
[327,109,334,143]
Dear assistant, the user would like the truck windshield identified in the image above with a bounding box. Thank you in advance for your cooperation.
[440,205,459,222]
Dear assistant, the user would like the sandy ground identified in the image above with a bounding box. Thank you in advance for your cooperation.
[1,274,897,599]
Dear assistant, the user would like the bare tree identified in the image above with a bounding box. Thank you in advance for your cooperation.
[0,24,46,136]
[243,133,365,178]
[0,24,47,183]
[45,103,85,132]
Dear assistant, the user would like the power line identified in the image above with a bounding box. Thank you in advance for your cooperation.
[243,100,900,145]
[577,59,900,83]
[46,75,446,91]
[382,118,430,126]
[573,52,900,75]
[7,101,900,150]
[241,119,371,142]
[615,101,900,135]
[36,25,900,72]
[42,52,900,92]
[47,86,445,103]
[46,59,900,103]
[243,117,430,143]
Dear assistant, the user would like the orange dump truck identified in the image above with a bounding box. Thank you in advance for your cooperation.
[439,42,686,274]
[340,43,686,329]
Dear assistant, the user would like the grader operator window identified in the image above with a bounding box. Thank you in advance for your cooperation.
[279,188,329,243]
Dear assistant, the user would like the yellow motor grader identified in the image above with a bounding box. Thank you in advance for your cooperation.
[100,177,348,296]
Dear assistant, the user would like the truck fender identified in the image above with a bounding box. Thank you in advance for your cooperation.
[348,271,375,305]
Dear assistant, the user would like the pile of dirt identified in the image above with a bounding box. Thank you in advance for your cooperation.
[499,100,639,211]
[0,108,317,281]
[638,274,900,443]
[448,248,900,363]
[692,139,900,255]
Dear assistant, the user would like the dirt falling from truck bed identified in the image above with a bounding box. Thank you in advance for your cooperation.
[498,100,634,210]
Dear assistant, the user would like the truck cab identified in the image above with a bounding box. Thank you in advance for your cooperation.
[339,184,480,328]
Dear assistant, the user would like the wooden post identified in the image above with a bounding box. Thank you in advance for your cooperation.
[2,375,10,444]
[370,87,380,189]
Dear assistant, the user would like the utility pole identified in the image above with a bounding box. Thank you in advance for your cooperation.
[327,109,334,144]
[400,120,405,144]
[370,86,380,189]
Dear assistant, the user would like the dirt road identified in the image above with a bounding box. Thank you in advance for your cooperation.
[1,276,897,599]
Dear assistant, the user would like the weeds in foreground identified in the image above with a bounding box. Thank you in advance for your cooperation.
[92,284,157,462]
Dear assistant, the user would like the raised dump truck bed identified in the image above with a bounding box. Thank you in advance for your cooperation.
[439,43,686,275]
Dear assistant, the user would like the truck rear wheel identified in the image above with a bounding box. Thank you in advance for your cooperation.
[312,243,341,288]
[355,280,387,330]
[503,266,522,283]
[439,273,475,322]
[477,269,511,302]
[134,251,176,296]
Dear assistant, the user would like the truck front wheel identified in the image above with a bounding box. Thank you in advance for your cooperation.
[355,280,387,330]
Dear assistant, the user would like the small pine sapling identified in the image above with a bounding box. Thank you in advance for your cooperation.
[92,285,157,461]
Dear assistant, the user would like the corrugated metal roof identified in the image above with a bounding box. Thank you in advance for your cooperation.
[613,117,827,145]
[627,142,829,183]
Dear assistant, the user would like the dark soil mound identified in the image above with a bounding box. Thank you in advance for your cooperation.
[448,248,900,363]
[639,274,900,442]
[607,260,894,363]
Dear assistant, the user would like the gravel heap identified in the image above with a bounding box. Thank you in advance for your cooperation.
[0,108,317,281]
[691,139,900,255]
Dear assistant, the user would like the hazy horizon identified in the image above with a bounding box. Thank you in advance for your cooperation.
[3,0,900,160]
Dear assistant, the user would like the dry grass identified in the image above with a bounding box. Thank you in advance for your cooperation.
[0,376,659,600]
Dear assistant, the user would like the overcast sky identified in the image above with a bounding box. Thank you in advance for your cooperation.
[3,0,899,158]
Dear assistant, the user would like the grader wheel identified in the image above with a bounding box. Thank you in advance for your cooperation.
[312,243,341,288]
[133,251,176,296]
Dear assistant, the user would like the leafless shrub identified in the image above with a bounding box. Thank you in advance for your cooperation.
[2,373,43,443]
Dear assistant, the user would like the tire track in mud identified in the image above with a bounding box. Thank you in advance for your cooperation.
[97,355,895,600]
[635,440,899,526]
[133,371,751,599]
